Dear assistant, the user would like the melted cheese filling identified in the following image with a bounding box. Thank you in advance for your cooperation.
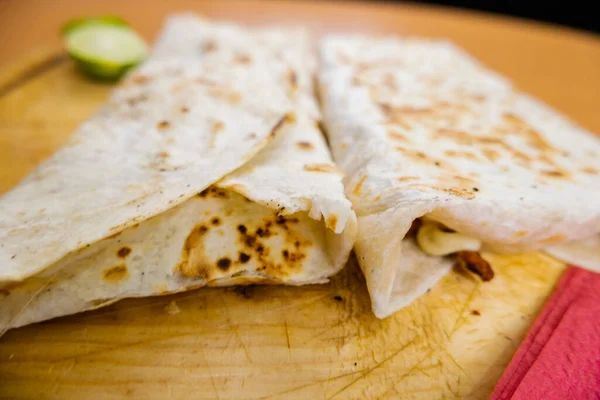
[415,221,481,256]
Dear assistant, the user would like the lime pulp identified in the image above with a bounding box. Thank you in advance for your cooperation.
[65,24,148,80]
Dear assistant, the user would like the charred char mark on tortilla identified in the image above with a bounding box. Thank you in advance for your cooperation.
[238,252,251,263]
[197,186,228,199]
[235,214,308,278]
[455,251,494,281]
[117,247,132,258]
[217,257,232,271]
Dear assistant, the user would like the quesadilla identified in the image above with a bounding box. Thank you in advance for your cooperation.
[0,15,356,331]
[318,35,600,318]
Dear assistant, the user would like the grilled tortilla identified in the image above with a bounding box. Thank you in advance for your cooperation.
[318,35,600,318]
[0,15,356,331]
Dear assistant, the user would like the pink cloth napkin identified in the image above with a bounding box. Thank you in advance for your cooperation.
[491,266,600,400]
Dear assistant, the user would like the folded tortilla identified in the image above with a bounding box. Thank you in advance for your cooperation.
[0,15,356,331]
[318,35,600,318]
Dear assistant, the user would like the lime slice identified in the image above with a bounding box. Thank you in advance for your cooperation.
[65,24,148,80]
[61,16,129,37]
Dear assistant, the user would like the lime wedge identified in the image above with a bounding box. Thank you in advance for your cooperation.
[61,16,129,37]
[65,24,148,80]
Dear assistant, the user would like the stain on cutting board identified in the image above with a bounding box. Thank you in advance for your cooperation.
[0,47,566,400]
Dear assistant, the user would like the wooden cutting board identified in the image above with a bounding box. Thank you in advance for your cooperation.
[1,1,599,398]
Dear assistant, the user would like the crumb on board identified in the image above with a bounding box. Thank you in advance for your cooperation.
[164,300,181,315]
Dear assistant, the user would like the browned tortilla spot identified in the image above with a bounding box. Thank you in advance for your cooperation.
[379,103,433,118]
[194,77,217,87]
[387,118,412,131]
[202,40,217,53]
[452,175,475,183]
[482,148,500,162]
[382,72,398,91]
[176,224,211,279]
[103,264,129,283]
[503,114,556,153]
[180,106,189,113]
[130,75,150,84]
[540,169,569,179]
[351,76,363,86]
[117,247,132,258]
[157,121,171,130]
[326,215,338,231]
[126,94,149,106]
[387,131,409,142]
[207,88,241,104]
[234,54,251,64]
[296,141,314,150]
[211,121,224,133]
[211,217,221,226]
[303,163,341,174]
[285,112,297,124]
[287,69,298,91]
[445,187,475,199]
[352,175,368,195]
[403,183,475,199]
[269,115,288,138]
[435,128,532,163]
[444,149,479,161]
[540,234,566,244]
[582,166,599,175]
[158,151,169,159]
[397,176,419,182]
[513,230,528,238]
[396,147,454,171]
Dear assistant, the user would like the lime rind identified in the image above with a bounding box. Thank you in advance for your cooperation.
[61,16,129,37]
[63,22,148,81]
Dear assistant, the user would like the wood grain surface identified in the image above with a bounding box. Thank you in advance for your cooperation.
[1,0,598,398]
